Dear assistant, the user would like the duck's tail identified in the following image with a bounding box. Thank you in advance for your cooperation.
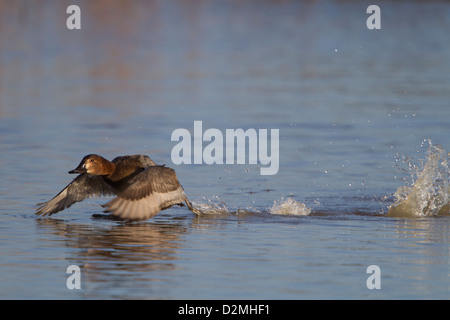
[186,200,202,216]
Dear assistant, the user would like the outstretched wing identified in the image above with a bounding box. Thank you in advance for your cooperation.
[102,166,189,221]
[36,174,115,216]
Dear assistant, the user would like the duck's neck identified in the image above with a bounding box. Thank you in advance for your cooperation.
[101,160,116,177]
[106,161,137,182]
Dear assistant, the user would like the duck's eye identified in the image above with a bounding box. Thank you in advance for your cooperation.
[90,158,95,163]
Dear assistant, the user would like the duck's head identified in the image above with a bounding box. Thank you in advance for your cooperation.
[69,154,115,175]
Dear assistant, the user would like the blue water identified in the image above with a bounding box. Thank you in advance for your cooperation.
[0,0,449,299]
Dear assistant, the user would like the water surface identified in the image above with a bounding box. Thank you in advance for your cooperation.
[0,0,449,299]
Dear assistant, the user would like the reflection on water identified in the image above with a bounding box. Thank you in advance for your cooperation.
[33,216,189,298]
[392,217,450,245]
[31,211,449,299]
[36,217,187,274]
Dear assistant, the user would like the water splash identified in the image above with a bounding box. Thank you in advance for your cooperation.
[269,197,311,216]
[191,196,311,216]
[191,196,231,215]
[387,142,449,217]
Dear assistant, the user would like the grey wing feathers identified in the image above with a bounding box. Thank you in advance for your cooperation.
[36,174,114,216]
[111,155,157,167]
[102,166,189,221]
[138,155,158,167]
[115,166,182,200]
[102,187,188,221]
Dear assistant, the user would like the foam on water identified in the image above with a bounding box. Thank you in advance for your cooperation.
[192,196,231,215]
[269,197,312,216]
[191,196,311,216]
[387,142,449,217]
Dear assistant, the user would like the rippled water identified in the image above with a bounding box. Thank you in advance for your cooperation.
[0,0,449,299]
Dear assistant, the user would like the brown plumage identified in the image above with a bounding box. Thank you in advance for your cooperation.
[36,154,200,221]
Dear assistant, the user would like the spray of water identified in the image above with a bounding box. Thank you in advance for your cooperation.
[191,196,311,216]
[387,142,449,217]
[190,141,448,218]
[269,197,311,216]
[192,196,230,215]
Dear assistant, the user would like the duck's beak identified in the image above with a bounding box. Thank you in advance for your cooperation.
[68,163,86,174]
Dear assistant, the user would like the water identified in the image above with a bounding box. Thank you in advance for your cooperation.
[387,142,449,217]
[0,0,449,300]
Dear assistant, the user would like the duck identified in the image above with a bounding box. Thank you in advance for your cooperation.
[36,154,200,221]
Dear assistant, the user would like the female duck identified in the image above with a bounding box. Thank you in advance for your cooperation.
[36,154,200,221]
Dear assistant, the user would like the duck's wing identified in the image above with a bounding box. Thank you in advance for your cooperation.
[36,174,114,216]
[102,166,190,221]
[111,155,158,167]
